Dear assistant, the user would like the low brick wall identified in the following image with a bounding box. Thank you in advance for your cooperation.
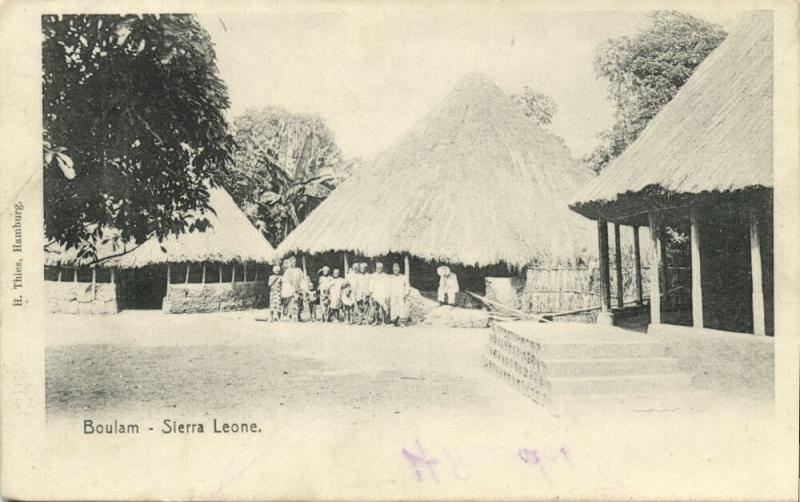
[162,281,267,313]
[649,323,774,399]
[45,280,119,314]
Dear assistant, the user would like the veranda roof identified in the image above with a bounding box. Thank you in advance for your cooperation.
[570,12,773,222]
[278,73,595,268]
[45,187,275,267]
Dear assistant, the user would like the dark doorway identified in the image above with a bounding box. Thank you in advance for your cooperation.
[296,251,518,299]
[116,265,168,310]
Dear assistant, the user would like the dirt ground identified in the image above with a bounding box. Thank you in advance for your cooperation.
[41,311,786,500]
[46,311,538,420]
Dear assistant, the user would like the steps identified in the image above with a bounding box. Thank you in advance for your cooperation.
[544,356,678,377]
[484,321,703,413]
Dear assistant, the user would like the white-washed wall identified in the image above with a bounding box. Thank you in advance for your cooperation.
[45,280,119,314]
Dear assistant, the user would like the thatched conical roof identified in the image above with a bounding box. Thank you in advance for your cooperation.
[45,187,275,267]
[278,73,595,268]
[570,12,773,221]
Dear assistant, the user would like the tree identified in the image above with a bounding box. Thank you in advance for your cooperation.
[585,11,727,173]
[219,107,360,246]
[42,15,233,260]
[511,87,557,127]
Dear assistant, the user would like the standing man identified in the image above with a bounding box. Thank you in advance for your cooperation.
[388,263,410,325]
[358,262,371,324]
[281,256,304,321]
[349,264,363,324]
[370,262,389,324]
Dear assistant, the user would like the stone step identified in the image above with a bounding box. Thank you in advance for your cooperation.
[542,356,680,377]
[548,372,693,395]
[537,340,667,360]
[549,390,711,414]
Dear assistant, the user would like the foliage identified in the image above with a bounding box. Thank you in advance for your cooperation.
[42,14,233,260]
[511,87,557,127]
[219,107,360,246]
[585,11,727,173]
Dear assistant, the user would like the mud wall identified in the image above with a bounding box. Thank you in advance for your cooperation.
[162,281,268,313]
[45,280,119,314]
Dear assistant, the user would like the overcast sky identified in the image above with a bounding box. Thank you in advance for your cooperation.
[198,8,744,161]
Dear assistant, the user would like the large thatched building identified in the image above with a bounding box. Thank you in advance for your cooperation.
[278,73,597,312]
[45,187,275,314]
[570,12,773,335]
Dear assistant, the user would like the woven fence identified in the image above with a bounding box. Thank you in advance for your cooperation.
[522,262,658,315]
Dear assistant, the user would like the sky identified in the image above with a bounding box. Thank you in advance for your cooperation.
[197,8,744,161]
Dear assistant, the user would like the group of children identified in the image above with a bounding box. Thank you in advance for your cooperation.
[268,256,411,326]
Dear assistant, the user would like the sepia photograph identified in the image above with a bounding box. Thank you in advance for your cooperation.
[1,1,798,500]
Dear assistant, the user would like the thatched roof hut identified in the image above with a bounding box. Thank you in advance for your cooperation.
[278,73,595,268]
[570,12,773,223]
[45,187,275,267]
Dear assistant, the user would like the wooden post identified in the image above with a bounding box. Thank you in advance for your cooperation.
[404,255,410,280]
[202,263,207,284]
[166,263,171,287]
[632,226,643,306]
[184,263,190,284]
[232,264,236,283]
[91,267,97,300]
[690,207,704,328]
[597,220,612,316]
[613,223,624,308]
[344,253,349,276]
[73,268,77,282]
[648,212,661,325]
[110,268,115,284]
[302,255,307,276]
[57,269,62,282]
[244,263,248,282]
[750,211,766,336]
[219,264,223,284]
[659,228,669,303]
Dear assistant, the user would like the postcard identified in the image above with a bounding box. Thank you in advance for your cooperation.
[1,0,798,499]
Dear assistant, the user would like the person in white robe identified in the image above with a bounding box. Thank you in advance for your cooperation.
[281,256,305,320]
[437,265,460,305]
[387,263,410,324]
[370,262,389,324]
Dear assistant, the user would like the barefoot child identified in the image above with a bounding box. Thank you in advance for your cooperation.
[306,278,319,322]
[268,265,282,321]
[341,281,355,324]
[328,268,344,322]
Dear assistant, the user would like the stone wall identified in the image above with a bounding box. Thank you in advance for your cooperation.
[162,281,268,313]
[650,323,774,399]
[46,280,119,314]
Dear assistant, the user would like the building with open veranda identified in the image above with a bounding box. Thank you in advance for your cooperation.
[570,12,774,337]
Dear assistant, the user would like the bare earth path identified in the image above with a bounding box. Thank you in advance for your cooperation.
[46,311,539,420]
